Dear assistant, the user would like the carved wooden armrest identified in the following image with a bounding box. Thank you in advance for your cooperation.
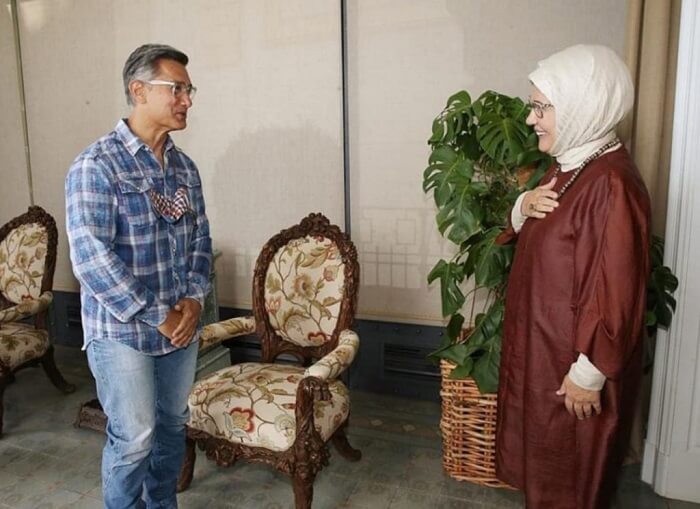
[292,376,333,476]
[0,291,53,324]
[303,330,359,381]
[198,316,255,351]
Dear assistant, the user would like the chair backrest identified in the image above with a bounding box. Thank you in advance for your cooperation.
[0,206,57,306]
[252,213,359,364]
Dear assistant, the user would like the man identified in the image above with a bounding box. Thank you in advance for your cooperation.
[66,44,211,508]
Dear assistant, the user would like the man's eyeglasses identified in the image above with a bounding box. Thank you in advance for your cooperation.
[144,80,197,100]
[528,100,553,119]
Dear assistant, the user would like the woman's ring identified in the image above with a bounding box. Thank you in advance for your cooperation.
[529,203,536,211]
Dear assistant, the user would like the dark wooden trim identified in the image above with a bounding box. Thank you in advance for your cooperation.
[252,212,360,364]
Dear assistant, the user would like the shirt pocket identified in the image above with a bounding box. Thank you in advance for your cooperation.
[115,175,156,229]
[175,170,202,244]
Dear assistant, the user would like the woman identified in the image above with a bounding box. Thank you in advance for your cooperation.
[495,44,651,509]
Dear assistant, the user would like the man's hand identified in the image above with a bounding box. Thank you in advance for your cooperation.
[157,308,183,342]
[556,374,602,420]
[170,298,202,347]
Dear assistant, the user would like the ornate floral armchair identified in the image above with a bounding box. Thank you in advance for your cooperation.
[0,206,75,436]
[179,213,361,509]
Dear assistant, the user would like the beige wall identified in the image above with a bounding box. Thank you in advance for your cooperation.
[11,0,344,306]
[2,0,627,324]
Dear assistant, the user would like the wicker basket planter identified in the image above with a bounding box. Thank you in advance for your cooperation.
[440,359,512,488]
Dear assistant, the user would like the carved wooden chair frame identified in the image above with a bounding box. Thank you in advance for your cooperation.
[0,206,75,436]
[179,213,361,508]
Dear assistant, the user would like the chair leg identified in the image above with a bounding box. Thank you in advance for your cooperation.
[0,383,5,438]
[292,470,315,509]
[0,366,13,439]
[177,435,196,492]
[331,424,362,461]
[40,346,76,394]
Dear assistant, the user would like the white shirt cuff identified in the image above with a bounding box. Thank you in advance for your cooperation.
[511,192,528,233]
[568,353,606,391]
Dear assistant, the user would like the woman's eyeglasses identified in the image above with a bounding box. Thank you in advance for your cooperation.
[528,100,553,119]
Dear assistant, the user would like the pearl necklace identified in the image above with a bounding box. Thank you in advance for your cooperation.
[552,139,620,198]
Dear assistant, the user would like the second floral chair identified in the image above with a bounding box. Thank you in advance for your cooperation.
[178,212,362,509]
[0,206,75,437]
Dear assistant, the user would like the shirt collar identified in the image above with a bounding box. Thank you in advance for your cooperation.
[115,119,175,157]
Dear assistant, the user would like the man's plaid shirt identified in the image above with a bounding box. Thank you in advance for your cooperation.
[65,120,212,354]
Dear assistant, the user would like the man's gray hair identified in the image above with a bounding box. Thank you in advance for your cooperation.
[122,44,188,106]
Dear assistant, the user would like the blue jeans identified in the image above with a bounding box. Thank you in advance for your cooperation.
[87,339,198,509]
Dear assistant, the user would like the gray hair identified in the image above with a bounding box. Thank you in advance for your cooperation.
[122,44,188,106]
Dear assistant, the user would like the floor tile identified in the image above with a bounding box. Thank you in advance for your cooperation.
[58,496,103,509]
[388,488,444,508]
[1,345,698,509]
[344,480,397,508]
[15,487,83,509]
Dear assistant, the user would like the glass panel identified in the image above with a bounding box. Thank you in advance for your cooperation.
[17,0,344,307]
[347,0,627,324]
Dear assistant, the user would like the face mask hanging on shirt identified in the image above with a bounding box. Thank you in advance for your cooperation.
[148,187,192,223]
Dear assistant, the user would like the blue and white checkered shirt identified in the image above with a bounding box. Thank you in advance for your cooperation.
[65,120,212,355]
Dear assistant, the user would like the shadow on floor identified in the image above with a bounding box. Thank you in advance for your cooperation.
[0,346,696,509]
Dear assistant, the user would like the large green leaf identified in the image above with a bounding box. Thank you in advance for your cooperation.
[432,343,471,366]
[475,92,531,167]
[646,236,679,334]
[429,91,473,146]
[472,342,501,393]
[446,313,465,341]
[427,260,466,317]
[468,301,504,347]
[423,145,484,244]
[466,228,513,288]
[448,358,475,379]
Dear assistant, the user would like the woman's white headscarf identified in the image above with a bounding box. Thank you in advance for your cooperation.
[528,44,634,169]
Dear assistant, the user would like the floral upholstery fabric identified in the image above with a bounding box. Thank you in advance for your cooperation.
[199,315,255,351]
[0,223,49,304]
[0,291,53,324]
[189,363,350,452]
[305,330,359,381]
[0,322,49,369]
[264,236,346,348]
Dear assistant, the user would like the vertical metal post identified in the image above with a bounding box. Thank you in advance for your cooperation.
[10,0,34,206]
[340,0,351,237]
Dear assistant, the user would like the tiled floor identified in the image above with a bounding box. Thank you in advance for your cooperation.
[0,345,698,508]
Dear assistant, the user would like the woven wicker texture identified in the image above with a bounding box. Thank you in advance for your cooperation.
[440,359,513,489]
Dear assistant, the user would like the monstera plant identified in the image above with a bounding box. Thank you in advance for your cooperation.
[423,90,551,393]
[423,90,679,394]
[644,235,679,370]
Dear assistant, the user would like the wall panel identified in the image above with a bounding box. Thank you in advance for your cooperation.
[347,0,628,324]
[17,0,344,305]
